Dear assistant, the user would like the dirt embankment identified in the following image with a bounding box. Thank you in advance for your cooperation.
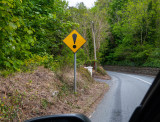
[0,66,109,121]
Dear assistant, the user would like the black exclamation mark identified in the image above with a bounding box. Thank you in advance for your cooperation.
[72,34,77,48]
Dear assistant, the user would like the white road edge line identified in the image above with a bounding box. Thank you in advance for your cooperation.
[125,74,151,85]
[114,72,152,85]
[89,111,95,118]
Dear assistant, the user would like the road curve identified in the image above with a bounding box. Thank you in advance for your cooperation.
[90,71,155,122]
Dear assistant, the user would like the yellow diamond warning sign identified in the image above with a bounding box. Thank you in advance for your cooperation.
[63,30,86,53]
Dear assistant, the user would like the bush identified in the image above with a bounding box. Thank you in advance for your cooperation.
[143,48,160,68]
[77,49,89,66]
[84,60,97,67]
[97,66,107,76]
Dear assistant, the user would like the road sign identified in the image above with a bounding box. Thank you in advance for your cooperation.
[62,30,87,93]
[63,30,86,53]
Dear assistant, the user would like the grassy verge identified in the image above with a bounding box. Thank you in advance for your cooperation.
[93,66,111,80]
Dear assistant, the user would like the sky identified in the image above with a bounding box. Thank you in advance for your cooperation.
[65,0,97,8]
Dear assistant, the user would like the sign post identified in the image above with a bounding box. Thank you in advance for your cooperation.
[63,30,86,93]
[74,53,76,93]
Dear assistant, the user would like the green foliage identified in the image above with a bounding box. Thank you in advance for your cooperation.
[0,0,111,76]
[0,0,79,74]
[77,49,89,66]
[143,48,160,67]
[41,99,49,109]
[0,0,36,71]
[85,60,97,67]
[97,0,160,68]
[98,40,109,64]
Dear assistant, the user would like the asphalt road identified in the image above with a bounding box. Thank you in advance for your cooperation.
[90,71,155,122]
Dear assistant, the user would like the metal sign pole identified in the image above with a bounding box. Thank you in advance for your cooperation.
[74,53,76,93]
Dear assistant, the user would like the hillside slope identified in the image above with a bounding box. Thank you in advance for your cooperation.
[0,66,109,121]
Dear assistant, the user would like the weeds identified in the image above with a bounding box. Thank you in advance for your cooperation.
[41,99,49,109]
[97,66,107,76]
[0,91,23,121]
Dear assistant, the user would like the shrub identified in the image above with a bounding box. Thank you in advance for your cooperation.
[97,66,107,76]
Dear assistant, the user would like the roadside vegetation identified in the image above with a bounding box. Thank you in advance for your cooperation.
[1,0,159,75]
[96,0,160,67]
[0,0,159,121]
[0,0,107,76]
